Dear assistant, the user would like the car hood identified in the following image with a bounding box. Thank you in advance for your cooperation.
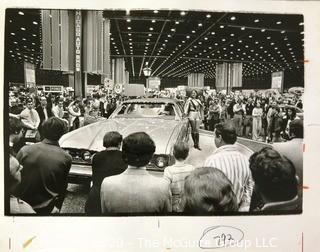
[59,118,182,153]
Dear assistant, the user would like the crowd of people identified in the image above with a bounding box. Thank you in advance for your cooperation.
[7,85,303,215]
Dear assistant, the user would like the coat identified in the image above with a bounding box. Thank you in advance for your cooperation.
[16,139,72,212]
[100,167,172,214]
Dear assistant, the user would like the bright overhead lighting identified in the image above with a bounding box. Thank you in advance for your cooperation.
[149,27,154,31]
[204,37,208,40]
[276,21,282,25]
[14,41,18,44]
[241,27,245,30]
[230,16,236,20]
[153,10,159,14]
[198,23,202,27]
[299,22,304,26]
[22,38,26,41]
[192,30,195,33]
[230,34,234,36]
[18,11,24,15]
[254,19,259,23]
[180,11,186,16]
[220,25,224,28]
[206,14,211,18]
[171,28,175,32]
[33,21,38,25]
[127,27,132,30]
[21,27,26,31]
[281,30,285,34]
[261,29,265,32]
[175,21,179,24]
[10,32,15,35]
[128,33,131,36]
[127,19,131,22]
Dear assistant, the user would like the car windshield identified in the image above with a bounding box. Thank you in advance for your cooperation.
[114,102,177,118]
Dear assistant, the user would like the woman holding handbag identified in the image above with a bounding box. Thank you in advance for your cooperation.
[184,90,204,150]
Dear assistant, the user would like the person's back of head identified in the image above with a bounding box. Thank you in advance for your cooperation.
[214,122,237,147]
[289,119,303,139]
[183,167,238,214]
[9,117,23,136]
[173,142,189,161]
[41,117,68,142]
[122,132,155,167]
[249,147,297,202]
[103,131,122,148]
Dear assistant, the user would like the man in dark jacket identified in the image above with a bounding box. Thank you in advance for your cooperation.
[85,131,127,214]
[16,117,71,214]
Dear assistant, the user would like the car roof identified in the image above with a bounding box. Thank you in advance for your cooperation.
[122,98,178,104]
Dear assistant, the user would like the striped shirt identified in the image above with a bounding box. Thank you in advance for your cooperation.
[204,145,254,211]
[163,162,195,212]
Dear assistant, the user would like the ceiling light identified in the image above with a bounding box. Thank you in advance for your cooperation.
[192,30,195,33]
[171,28,175,32]
[230,34,234,36]
[14,41,18,44]
[127,19,131,22]
[149,27,154,31]
[154,10,159,14]
[241,27,245,30]
[10,32,15,35]
[21,27,26,31]
[267,36,271,39]
[33,21,38,25]
[206,14,211,18]
[180,11,186,16]
[261,29,265,32]
[204,37,208,40]
[254,19,259,23]
[281,30,285,34]
[276,21,282,25]
[198,23,202,27]
[18,11,24,15]
[22,38,26,41]
[128,33,132,36]
[128,27,131,30]
[299,22,304,26]
[149,34,152,37]
[220,25,224,28]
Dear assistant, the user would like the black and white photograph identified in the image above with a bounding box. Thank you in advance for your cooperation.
[4,8,305,216]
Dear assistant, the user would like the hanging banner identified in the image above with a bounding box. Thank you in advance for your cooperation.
[271,71,284,91]
[75,10,82,72]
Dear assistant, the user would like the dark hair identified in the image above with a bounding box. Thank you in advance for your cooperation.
[103,131,123,148]
[286,107,296,120]
[183,167,238,214]
[122,132,156,167]
[249,147,297,202]
[173,142,189,161]
[41,117,67,141]
[9,117,23,135]
[290,119,303,138]
[215,122,237,144]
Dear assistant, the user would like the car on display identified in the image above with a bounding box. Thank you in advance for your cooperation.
[59,98,190,184]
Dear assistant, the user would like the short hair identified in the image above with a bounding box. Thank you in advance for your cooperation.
[26,97,33,104]
[249,147,298,202]
[9,117,23,135]
[41,117,67,141]
[122,132,155,167]
[215,122,237,144]
[173,142,189,161]
[183,167,238,214]
[103,131,123,148]
[290,119,303,138]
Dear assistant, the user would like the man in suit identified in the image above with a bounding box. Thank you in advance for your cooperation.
[16,117,72,214]
[85,131,127,215]
[36,96,53,137]
[100,132,172,214]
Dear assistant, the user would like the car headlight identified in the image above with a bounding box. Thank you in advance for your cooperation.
[155,156,168,168]
[82,151,92,161]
